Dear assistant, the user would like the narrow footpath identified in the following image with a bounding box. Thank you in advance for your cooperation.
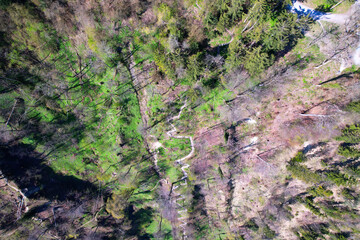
[166,100,194,239]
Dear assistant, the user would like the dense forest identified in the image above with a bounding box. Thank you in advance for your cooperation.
[0,0,360,239]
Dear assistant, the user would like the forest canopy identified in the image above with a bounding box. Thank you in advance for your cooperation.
[1,0,358,239]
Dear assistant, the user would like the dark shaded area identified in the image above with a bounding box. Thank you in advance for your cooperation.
[315,4,333,12]
[189,184,209,238]
[126,205,154,239]
[292,3,329,20]
[297,223,330,238]
[0,142,115,239]
[319,73,354,85]
[0,142,97,201]
[0,200,17,230]
[202,77,220,89]
[303,142,327,154]
[22,202,51,219]
[244,218,259,232]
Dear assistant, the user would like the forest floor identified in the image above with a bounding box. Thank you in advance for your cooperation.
[204,4,360,237]
[2,1,359,239]
[151,2,360,238]
[132,3,360,238]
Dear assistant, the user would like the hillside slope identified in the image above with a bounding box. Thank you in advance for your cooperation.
[0,0,360,239]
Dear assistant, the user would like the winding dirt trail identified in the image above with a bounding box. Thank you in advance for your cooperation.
[128,51,195,238]
[166,100,194,239]
[148,100,194,238]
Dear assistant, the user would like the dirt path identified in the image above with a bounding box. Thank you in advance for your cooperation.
[166,100,194,239]
[128,48,194,237]
[217,28,234,47]
[146,100,194,238]
[291,0,359,25]
[292,1,346,24]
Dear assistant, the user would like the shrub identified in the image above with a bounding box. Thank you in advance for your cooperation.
[348,165,360,177]
[336,124,360,144]
[291,152,306,163]
[308,186,333,198]
[319,203,346,220]
[341,188,357,200]
[106,189,134,219]
[243,47,273,76]
[287,163,322,183]
[338,144,360,158]
[297,223,328,240]
[245,219,259,232]
[345,101,360,113]
[263,225,276,239]
[303,197,323,216]
[325,171,357,186]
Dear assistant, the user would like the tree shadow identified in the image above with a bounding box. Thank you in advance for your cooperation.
[189,184,208,238]
[319,73,354,85]
[291,2,329,20]
[0,142,97,201]
[315,5,333,13]
[126,205,154,239]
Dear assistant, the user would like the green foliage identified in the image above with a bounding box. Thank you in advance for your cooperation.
[341,188,357,200]
[319,203,351,220]
[288,122,360,240]
[0,0,317,238]
[263,225,276,239]
[345,101,360,113]
[85,27,99,53]
[185,52,204,84]
[296,223,329,240]
[338,144,360,158]
[203,0,245,32]
[332,233,348,240]
[7,3,58,59]
[325,170,357,186]
[287,162,322,184]
[243,47,273,76]
[106,189,134,219]
[291,152,306,163]
[286,152,323,183]
[151,43,176,79]
[147,94,166,122]
[245,218,259,232]
[348,165,360,177]
[308,186,333,197]
[224,0,306,75]
[0,5,150,196]
[0,0,11,9]
[336,124,360,143]
[156,3,175,23]
[263,13,300,52]
[298,196,323,216]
